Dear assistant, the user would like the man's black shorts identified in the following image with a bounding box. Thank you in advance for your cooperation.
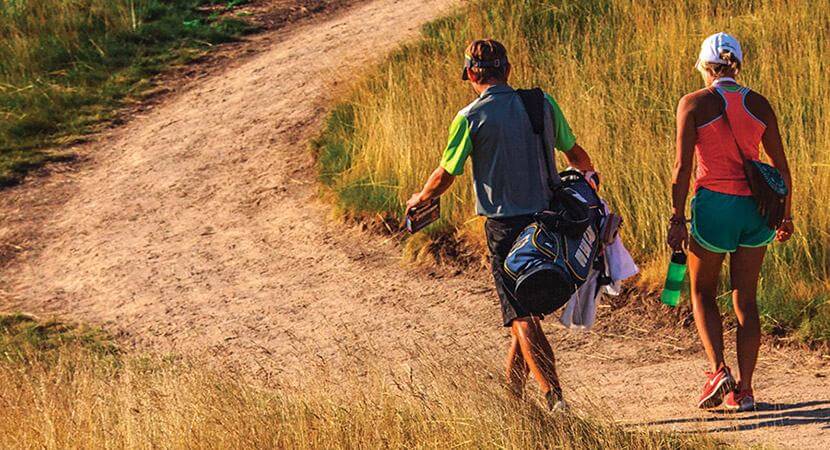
[484,214,537,327]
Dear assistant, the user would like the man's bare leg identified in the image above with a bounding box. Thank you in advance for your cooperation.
[530,317,557,374]
[511,317,561,397]
[530,316,562,403]
[506,331,530,397]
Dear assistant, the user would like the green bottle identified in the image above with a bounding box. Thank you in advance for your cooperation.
[661,251,687,307]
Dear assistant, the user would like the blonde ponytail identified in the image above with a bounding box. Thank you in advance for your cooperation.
[697,50,742,77]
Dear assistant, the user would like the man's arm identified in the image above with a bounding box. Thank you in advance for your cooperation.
[544,93,594,173]
[563,143,594,172]
[405,113,469,215]
[405,167,456,215]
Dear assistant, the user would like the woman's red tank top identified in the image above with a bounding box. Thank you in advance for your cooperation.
[694,83,767,196]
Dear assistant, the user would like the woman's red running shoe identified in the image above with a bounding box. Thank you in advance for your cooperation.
[724,389,755,412]
[698,366,736,409]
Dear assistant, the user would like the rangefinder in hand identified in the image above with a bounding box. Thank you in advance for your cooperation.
[405,197,440,233]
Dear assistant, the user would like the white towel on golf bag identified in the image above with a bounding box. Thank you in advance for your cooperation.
[604,231,639,282]
[559,269,602,330]
[559,204,639,330]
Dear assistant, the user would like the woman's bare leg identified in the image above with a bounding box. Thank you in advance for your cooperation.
[511,317,560,395]
[729,245,765,391]
[689,239,728,371]
[506,331,529,396]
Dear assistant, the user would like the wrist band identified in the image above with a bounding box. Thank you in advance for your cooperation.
[669,216,687,225]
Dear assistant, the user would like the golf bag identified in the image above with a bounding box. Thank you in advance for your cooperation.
[504,170,605,315]
[503,88,605,315]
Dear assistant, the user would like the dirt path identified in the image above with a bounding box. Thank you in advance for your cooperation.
[0,1,827,448]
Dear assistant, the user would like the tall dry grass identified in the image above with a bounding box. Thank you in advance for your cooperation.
[312,0,830,342]
[0,314,725,449]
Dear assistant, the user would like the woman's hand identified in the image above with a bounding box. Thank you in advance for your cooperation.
[667,221,689,251]
[776,219,794,242]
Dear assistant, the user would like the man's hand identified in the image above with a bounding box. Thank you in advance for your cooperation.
[405,192,425,217]
[404,167,457,217]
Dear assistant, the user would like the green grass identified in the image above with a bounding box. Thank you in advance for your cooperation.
[311,0,830,344]
[0,313,119,362]
[0,313,728,448]
[0,0,255,186]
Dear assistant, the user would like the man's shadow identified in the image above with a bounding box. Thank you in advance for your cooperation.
[631,400,830,433]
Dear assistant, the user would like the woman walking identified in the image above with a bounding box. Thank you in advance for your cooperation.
[668,32,794,411]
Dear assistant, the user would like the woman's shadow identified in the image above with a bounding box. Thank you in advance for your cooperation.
[633,400,830,433]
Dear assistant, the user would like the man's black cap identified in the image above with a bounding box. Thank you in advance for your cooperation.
[461,54,509,81]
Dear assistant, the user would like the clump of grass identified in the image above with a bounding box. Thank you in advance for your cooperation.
[312,0,830,343]
[0,312,118,361]
[0,0,254,185]
[0,313,725,448]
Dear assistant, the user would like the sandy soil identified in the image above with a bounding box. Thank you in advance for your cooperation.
[0,0,827,448]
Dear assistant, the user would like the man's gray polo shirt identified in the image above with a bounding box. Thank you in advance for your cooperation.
[439,84,577,218]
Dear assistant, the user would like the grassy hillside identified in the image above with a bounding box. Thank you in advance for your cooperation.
[312,0,830,343]
[0,313,724,448]
[0,0,253,185]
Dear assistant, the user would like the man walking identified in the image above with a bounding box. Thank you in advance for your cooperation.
[405,39,595,410]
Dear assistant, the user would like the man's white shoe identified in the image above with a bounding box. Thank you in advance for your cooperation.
[550,399,568,412]
[545,389,568,412]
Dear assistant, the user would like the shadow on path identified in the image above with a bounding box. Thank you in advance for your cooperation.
[627,400,830,433]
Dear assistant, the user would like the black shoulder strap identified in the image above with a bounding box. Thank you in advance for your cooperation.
[517,88,546,135]
[517,87,559,192]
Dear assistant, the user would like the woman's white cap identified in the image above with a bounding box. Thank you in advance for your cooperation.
[698,32,743,65]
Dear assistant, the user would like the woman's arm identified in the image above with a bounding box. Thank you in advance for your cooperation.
[667,94,697,250]
[756,95,794,241]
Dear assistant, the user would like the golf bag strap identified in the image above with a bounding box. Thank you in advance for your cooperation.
[517,88,561,192]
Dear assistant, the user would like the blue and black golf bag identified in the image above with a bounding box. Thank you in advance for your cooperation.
[504,170,605,315]
[503,88,606,315]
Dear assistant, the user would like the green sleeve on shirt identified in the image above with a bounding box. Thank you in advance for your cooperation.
[544,93,577,152]
[439,114,473,175]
